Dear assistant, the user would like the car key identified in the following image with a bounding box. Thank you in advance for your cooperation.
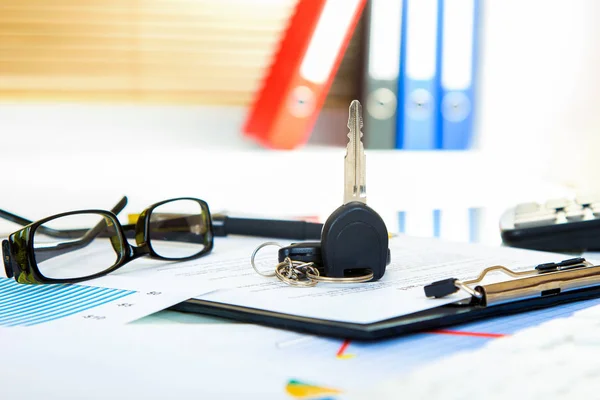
[320,100,389,280]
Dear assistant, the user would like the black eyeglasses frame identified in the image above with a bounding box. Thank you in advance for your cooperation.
[2,197,213,284]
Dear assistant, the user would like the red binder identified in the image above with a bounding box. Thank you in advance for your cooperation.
[243,0,367,150]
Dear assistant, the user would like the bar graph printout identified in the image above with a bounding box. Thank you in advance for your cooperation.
[0,277,197,327]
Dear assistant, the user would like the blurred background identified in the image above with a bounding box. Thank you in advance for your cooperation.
[1,0,599,245]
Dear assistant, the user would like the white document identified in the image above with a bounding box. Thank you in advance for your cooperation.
[74,235,566,325]
[0,272,204,328]
[0,324,305,400]
[188,235,569,324]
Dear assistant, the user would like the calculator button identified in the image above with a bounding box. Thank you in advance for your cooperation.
[565,205,585,221]
[514,217,557,228]
[590,203,600,218]
[515,210,555,221]
[514,212,557,228]
[545,198,572,210]
[582,207,596,220]
[555,210,568,224]
[515,202,540,215]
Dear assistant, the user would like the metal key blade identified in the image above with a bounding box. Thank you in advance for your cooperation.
[344,100,367,204]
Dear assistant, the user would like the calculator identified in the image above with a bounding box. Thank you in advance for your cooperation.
[500,195,600,252]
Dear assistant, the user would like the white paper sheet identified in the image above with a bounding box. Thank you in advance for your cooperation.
[0,325,302,400]
[0,273,203,328]
[193,235,569,323]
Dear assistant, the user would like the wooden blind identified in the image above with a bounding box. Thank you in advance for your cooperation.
[0,0,362,106]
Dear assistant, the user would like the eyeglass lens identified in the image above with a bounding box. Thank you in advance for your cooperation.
[148,199,209,259]
[32,213,122,280]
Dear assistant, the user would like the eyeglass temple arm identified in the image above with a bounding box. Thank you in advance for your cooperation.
[0,197,129,239]
[32,197,128,264]
[0,209,86,239]
[81,197,128,243]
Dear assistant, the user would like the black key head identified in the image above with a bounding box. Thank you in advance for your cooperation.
[321,202,389,281]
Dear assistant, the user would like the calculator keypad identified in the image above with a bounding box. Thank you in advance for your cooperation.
[513,197,599,228]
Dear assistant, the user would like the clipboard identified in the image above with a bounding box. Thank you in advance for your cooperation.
[170,257,600,341]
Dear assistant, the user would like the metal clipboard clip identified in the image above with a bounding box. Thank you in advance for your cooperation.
[423,257,600,307]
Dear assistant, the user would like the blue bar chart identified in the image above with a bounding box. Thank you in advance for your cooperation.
[0,277,134,327]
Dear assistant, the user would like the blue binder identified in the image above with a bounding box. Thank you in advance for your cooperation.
[396,0,442,150]
[439,0,480,150]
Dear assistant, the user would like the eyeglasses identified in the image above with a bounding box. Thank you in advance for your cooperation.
[2,197,217,284]
[1,197,323,285]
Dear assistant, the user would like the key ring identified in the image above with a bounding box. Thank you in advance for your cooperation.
[251,241,282,277]
[251,242,376,286]
[305,269,374,283]
[275,257,320,287]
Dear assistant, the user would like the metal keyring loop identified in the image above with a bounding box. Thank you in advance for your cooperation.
[275,259,319,287]
[250,242,282,277]
[305,269,374,283]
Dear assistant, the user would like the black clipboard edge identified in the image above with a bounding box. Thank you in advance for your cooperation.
[170,285,600,341]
